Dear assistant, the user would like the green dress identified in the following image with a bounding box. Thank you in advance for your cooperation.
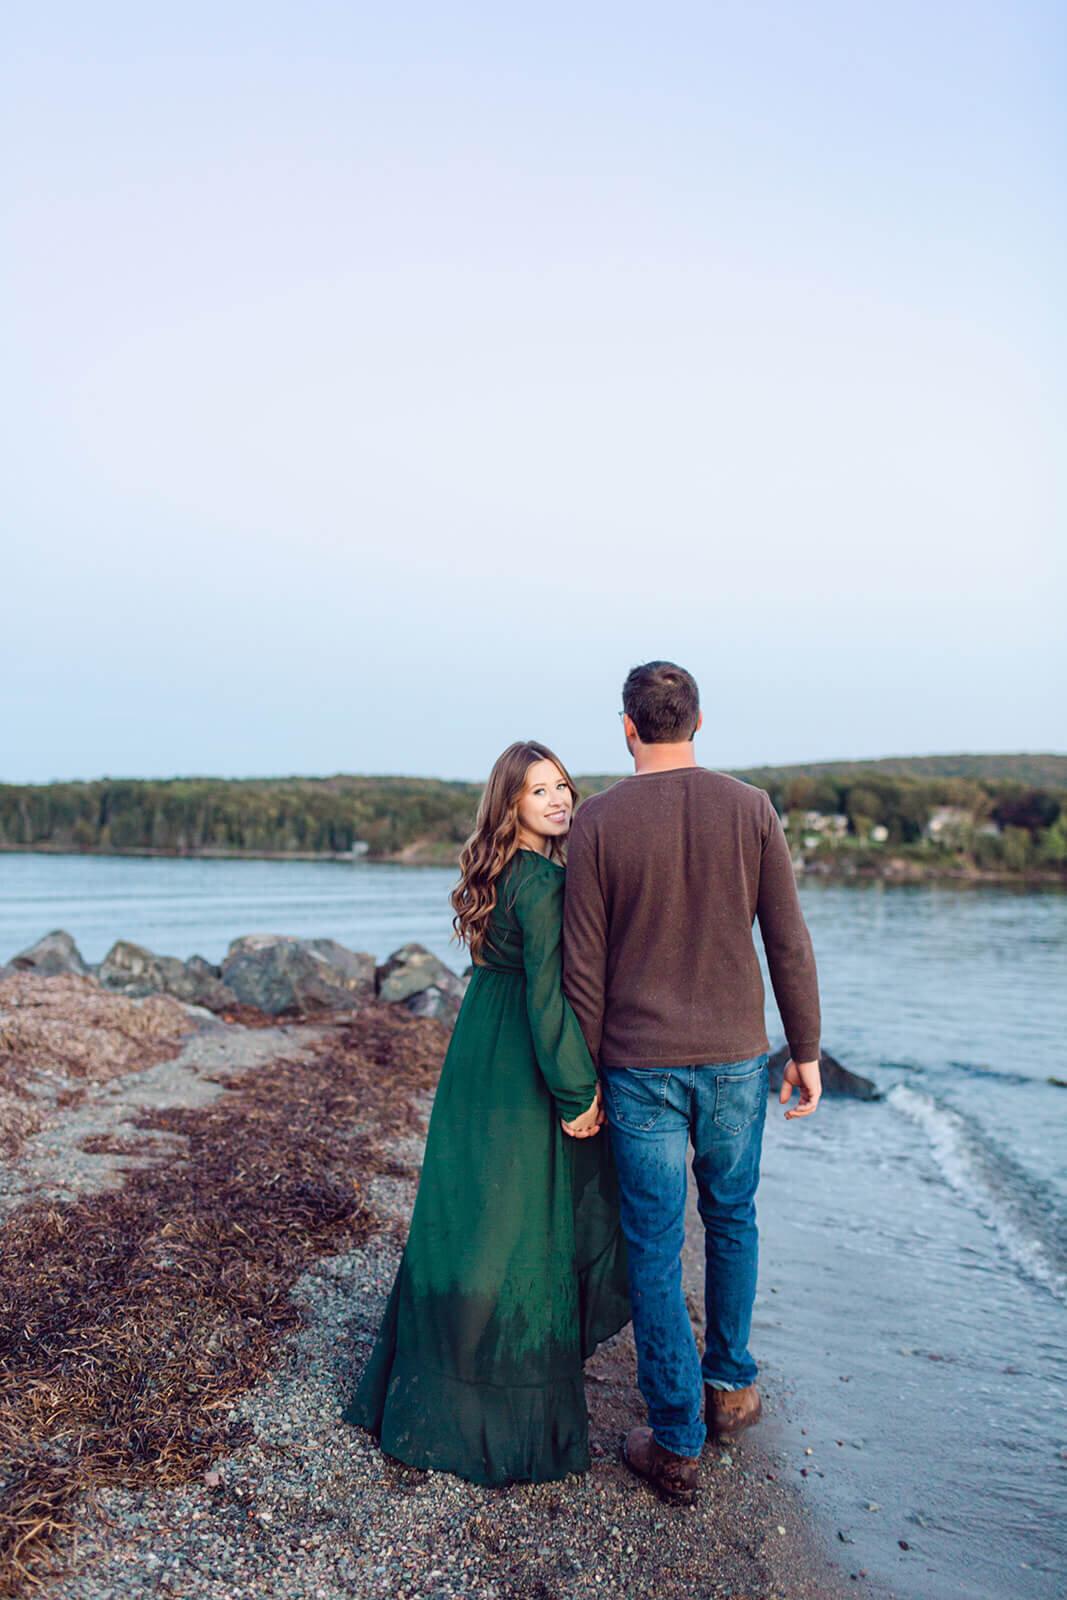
[342,848,630,1485]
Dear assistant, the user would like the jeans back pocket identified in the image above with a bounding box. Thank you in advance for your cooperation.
[604,1068,671,1131]
[712,1061,767,1134]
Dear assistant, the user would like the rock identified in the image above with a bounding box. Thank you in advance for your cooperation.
[187,954,223,980]
[376,943,469,1024]
[304,939,378,996]
[9,929,91,978]
[405,984,463,1024]
[220,935,375,1015]
[98,940,238,1011]
[767,1046,880,1101]
[377,943,467,1004]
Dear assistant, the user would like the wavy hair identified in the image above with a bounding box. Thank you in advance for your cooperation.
[451,740,579,965]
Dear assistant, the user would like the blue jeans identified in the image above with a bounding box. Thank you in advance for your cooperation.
[601,1055,769,1458]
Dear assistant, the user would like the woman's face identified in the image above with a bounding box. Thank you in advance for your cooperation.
[515,759,573,853]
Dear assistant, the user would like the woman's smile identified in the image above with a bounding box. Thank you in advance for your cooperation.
[516,759,574,852]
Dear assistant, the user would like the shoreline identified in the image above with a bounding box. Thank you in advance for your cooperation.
[0,986,860,1600]
[2,839,1063,887]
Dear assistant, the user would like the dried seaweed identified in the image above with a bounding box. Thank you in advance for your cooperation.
[0,1005,446,1595]
[0,975,192,1166]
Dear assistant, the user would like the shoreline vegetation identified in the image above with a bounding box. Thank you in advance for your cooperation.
[2,753,1066,883]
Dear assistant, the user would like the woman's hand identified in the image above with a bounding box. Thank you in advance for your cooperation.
[561,1082,605,1139]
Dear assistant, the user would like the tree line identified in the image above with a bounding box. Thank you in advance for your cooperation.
[0,765,1064,871]
[0,776,482,859]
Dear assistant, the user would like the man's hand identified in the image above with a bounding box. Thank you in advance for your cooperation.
[779,1057,821,1120]
[561,1083,605,1139]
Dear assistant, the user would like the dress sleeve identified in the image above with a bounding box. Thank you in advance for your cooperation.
[514,864,600,1123]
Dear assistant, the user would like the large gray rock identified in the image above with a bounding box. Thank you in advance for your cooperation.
[221,934,375,1015]
[767,1046,880,1101]
[186,954,223,981]
[98,940,238,1011]
[377,943,469,1024]
[10,929,91,978]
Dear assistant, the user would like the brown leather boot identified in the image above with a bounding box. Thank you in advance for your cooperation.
[622,1426,699,1506]
[705,1382,762,1441]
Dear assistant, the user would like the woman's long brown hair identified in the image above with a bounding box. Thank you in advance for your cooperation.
[451,741,579,965]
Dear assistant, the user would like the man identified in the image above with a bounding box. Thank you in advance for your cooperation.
[562,661,821,1506]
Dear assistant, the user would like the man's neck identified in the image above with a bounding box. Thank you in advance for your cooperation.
[632,743,699,775]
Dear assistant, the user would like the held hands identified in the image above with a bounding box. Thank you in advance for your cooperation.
[561,1082,606,1140]
[779,1057,822,1119]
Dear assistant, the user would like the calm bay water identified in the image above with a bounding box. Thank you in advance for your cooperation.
[2,854,1064,1599]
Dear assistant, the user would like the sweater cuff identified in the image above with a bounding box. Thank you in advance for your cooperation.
[788,1040,821,1064]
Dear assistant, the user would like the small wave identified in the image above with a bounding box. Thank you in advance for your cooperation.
[888,1084,1067,1304]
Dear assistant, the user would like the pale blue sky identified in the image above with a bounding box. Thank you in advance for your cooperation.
[3,1,1063,783]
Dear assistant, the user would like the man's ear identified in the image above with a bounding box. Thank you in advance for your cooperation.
[695,711,703,734]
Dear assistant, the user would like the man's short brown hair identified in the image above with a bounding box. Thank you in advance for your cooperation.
[622,661,700,744]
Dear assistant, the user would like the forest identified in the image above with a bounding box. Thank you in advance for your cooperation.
[0,758,1064,874]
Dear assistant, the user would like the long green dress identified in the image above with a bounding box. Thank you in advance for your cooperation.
[342,848,630,1485]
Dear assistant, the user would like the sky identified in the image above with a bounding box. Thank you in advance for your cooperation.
[2,1,1064,784]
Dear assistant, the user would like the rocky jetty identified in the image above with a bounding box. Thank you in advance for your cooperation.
[5,930,469,1023]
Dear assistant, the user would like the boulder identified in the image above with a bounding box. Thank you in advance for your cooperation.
[305,939,378,995]
[187,954,223,980]
[405,984,463,1024]
[220,934,376,1015]
[767,1046,880,1101]
[377,943,466,1004]
[98,940,238,1011]
[10,929,91,978]
[377,943,469,1025]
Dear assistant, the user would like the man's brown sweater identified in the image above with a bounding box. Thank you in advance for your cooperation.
[561,767,820,1070]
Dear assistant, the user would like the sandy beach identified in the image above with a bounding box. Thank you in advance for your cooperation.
[0,980,861,1600]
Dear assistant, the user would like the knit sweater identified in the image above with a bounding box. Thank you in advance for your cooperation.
[561,766,820,1070]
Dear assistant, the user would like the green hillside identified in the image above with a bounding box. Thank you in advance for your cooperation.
[0,756,1064,875]
[729,753,1067,788]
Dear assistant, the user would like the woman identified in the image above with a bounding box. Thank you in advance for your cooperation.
[342,741,630,1485]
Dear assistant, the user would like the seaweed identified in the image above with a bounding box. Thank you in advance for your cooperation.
[0,1005,446,1595]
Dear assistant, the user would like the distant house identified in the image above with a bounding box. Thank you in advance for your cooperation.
[925,806,972,841]
[800,811,849,836]
[870,825,889,843]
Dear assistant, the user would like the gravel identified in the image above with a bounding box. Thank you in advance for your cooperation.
[5,1015,861,1600]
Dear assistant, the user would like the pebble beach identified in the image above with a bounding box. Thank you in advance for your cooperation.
[0,979,858,1600]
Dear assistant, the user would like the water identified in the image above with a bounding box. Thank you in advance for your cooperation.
[1,856,1064,1599]
[0,852,464,972]
[754,883,1066,1600]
